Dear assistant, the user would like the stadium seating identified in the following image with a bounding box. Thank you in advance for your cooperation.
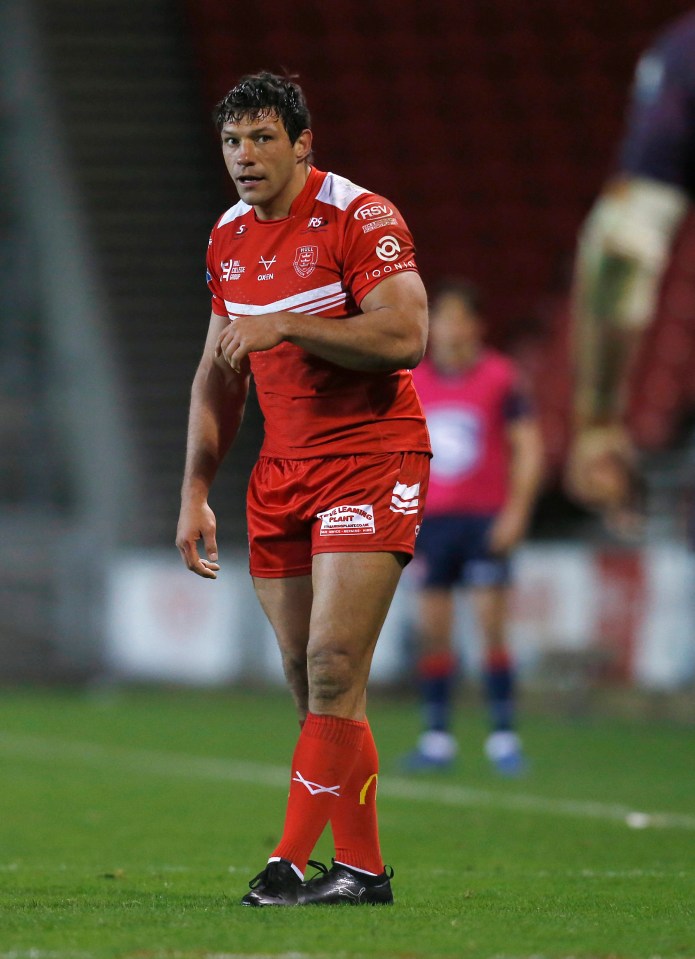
[185,0,695,472]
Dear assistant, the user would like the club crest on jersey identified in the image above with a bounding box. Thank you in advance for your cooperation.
[293,245,319,278]
[317,504,375,536]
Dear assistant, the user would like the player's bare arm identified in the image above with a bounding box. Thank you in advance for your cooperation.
[573,177,684,428]
[177,310,250,579]
[215,271,428,374]
[567,176,687,512]
[489,416,544,554]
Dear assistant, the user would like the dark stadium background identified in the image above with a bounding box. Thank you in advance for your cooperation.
[2,0,695,695]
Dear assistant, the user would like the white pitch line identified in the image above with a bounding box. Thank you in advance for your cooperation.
[0,952,93,959]
[139,954,345,959]
[0,954,341,959]
[0,732,694,832]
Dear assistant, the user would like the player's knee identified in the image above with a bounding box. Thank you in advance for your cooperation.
[307,645,355,706]
[281,651,309,694]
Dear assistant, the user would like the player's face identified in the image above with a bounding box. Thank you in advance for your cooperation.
[220,113,312,220]
[429,294,483,371]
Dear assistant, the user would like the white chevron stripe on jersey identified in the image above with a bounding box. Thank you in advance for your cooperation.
[225,292,346,319]
[224,281,346,317]
[303,294,348,314]
[217,199,253,226]
[315,172,369,211]
[390,481,420,515]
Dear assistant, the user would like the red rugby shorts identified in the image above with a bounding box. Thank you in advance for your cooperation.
[247,451,430,578]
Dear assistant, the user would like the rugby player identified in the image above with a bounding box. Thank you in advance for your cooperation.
[176,72,431,906]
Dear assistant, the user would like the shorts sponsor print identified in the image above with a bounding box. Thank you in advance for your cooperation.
[247,451,430,577]
[317,504,376,536]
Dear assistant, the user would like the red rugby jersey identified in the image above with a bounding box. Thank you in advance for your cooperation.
[206,166,430,458]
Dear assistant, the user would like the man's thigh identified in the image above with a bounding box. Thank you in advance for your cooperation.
[253,573,314,653]
[309,551,403,658]
[253,573,314,713]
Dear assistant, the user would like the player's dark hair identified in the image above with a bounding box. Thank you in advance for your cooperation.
[432,278,483,315]
[213,71,311,144]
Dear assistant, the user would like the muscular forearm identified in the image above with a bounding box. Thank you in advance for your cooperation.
[572,178,688,427]
[489,421,543,553]
[573,251,644,425]
[181,359,248,500]
[216,271,429,375]
[278,308,426,372]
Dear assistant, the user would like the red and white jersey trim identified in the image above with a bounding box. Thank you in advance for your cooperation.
[315,172,369,211]
[218,199,252,227]
[224,281,346,318]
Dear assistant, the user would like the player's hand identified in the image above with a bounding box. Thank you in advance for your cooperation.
[176,500,221,579]
[215,314,285,372]
[488,508,528,554]
[565,424,645,534]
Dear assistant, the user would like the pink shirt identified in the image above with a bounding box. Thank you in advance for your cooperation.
[413,350,530,515]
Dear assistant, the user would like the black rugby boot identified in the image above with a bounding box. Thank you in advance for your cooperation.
[299,859,394,905]
[240,859,302,906]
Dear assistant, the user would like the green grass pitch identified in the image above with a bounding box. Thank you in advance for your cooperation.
[0,686,693,959]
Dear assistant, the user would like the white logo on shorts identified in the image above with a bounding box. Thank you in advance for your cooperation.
[317,504,375,536]
[390,481,420,515]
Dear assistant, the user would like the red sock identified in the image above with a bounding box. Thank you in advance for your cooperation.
[330,721,384,875]
[417,650,458,680]
[485,647,511,672]
[271,712,366,875]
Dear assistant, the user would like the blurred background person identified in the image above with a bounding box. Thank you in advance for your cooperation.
[403,280,544,775]
[568,9,695,526]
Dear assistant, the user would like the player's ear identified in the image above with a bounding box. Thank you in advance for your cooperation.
[294,129,313,163]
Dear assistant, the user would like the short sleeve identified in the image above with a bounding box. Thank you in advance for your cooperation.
[619,46,694,190]
[341,194,419,306]
[206,232,228,317]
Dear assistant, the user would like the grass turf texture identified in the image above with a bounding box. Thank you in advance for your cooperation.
[0,688,693,959]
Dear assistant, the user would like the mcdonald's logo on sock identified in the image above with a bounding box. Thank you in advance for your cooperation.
[359,773,378,805]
